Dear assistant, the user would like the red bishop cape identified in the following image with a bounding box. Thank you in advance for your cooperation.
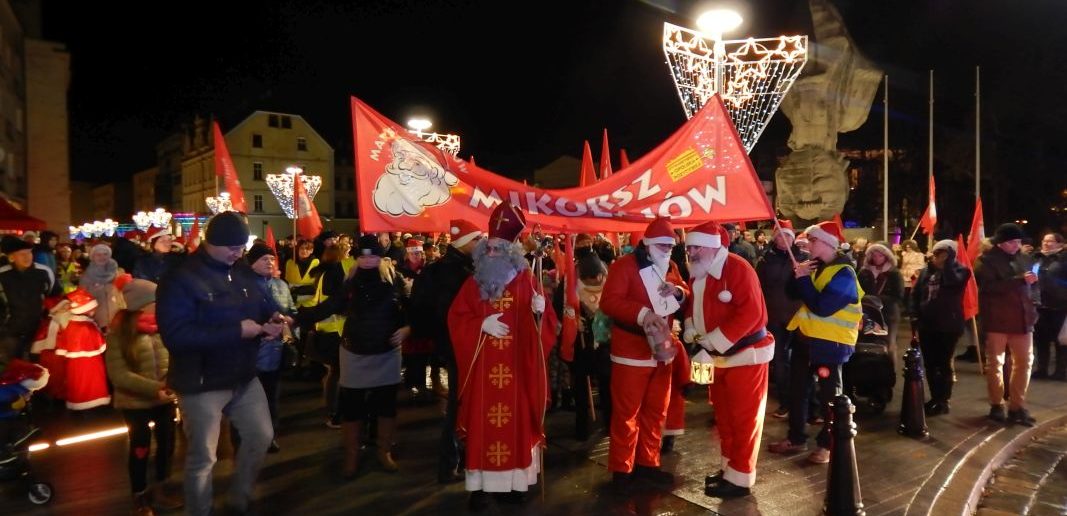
[449,267,557,492]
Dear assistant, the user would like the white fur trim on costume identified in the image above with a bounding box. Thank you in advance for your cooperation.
[54,346,107,358]
[709,248,728,280]
[30,320,60,353]
[20,368,49,391]
[805,226,840,248]
[637,307,651,328]
[693,277,707,335]
[610,354,661,368]
[703,327,733,355]
[642,236,676,246]
[685,232,722,248]
[718,290,733,303]
[451,226,460,235]
[662,428,685,436]
[66,395,111,411]
[714,341,775,368]
[465,444,540,492]
[724,463,757,488]
[70,299,98,315]
[451,231,482,248]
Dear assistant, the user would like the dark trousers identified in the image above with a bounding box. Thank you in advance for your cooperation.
[768,322,795,408]
[438,358,462,477]
[121,403,177,494]
[919,329,962,402]
[569,348,612,439]
[786,336,842,449]
[258,369,282,431]
[404,353,431,390]
[1034,308,1067,376]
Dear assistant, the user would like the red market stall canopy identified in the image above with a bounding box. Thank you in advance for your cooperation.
[0,196,47,232]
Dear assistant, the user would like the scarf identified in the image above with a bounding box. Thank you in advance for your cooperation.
[83,259,118,288]
[136,312,158,334]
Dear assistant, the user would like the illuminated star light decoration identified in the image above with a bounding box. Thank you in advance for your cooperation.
[412,131,462,156]
[265,167,323,219]
[663,23,807,152]
[205,192,236,215]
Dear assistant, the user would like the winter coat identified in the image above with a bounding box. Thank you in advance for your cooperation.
[974,246,1038,334]
[157,249,278,394]
[409,245,474,363]
[0,263,60,339]
[911,247,971,334]
[756,244,807,326]
[105,326,170,410]
[132,252,183,284]
[256,276,297,372]
[1035,250,1067,311]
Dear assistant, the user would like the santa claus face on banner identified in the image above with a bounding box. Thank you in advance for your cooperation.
[372,136,459,217]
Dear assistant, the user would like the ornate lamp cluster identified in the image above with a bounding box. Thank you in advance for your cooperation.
[265,166,322,219]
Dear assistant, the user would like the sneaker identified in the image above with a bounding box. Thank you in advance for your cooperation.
[326,417,342,429]
[772,406,789,419]
[807,447,831,464]
[768,439,808,455]
[988,404,1006,423]
[1008,408,1037,427]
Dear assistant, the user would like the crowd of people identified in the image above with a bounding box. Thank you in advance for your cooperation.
[0,207,1064,515]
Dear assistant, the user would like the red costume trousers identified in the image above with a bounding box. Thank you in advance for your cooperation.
[609,362,671,472]
[709,363,768,488]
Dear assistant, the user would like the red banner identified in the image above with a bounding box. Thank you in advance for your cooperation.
[956,234,979,320]
[212,122,247,213]
[351,95,773,233]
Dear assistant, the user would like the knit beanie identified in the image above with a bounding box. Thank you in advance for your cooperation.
[577,254,607,279]
[122,279,157,311]
[245,243,274,265]
[931,239,957,255]
[205,211,250,246]
[357,234,385,257]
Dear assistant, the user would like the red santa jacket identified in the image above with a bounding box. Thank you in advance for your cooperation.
[685,250,773,368]
[600,248,688,366]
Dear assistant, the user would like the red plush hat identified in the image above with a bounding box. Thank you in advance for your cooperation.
[123,229,143,241]
[642,217,676,246]
[487,201,527,242]
[405,238,422,252]
[774,219,795,238]
[145,226,172,242]
[805,220,845,249]
[0,358,49,391]
[685,221,725,248]
[449,219,482,248]
[66,288,98,315]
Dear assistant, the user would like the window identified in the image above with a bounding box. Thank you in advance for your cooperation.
[254,195,264,213]
[268,114,279,128]
[252,134,263,148]
[253,162,263,181]
[281,116,292,129]
[297,137,307,152]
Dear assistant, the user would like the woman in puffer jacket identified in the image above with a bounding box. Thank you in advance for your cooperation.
[104,279,183,516]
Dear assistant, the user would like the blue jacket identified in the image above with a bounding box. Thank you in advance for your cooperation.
[255,276,296,372]
[791,254,859,365]
[0,383,28,420]
[157,249,277,394]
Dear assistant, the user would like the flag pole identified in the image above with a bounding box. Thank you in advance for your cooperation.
[975,66,981,200]
[927,70,934,250]
[882,74,889,242]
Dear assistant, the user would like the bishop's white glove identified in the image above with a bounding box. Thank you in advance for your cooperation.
[481,313,510,338]
[532,293,546,314]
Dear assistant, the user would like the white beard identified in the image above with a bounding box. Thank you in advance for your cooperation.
[647,247,670,278]
[689,255,712,279]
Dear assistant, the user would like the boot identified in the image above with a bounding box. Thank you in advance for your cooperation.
[341,421,363,478]
[1052,347,1067,381]
[149,481,184,511]
[377,417,399,472]
[131,491,155,516]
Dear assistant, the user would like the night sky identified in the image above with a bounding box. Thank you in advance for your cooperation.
[42,0,1067,234]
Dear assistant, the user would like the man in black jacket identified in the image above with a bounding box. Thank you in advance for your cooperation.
[157,212,287,516]
[0,236,60,364]
[755,221,808,418]
[409,219,481,484]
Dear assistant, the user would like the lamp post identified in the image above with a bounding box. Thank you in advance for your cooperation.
[407,116,462,156]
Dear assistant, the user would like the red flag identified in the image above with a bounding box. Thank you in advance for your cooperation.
[469,155,476,167]
[294,173,323,239]
[600,128,613,179]
[966,197,985,263]
[187,215,200,252]
[832,213,845,231]
[578,141,596,187]
[265,225,277,253]
[559,234,579,362]
[918,175,937,236]
[619,149,631,169]
[956,234,979,320]
[212,122,247,212]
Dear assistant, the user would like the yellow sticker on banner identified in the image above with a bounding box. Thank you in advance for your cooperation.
[667,148,703,181]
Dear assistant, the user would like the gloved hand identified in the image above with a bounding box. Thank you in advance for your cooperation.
[694,333,712,351]
[481,313,510,338]
[532,293,546,314]
[682,326,698,344]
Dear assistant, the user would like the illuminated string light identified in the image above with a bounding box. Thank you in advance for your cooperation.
[663,23,808,152]
[205,192,236,215]
[55,426,129,446]
[265,167,322,219]
[28,442,50,453]
[412,131,461,156]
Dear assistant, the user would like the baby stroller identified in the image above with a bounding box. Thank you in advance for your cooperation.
[843,296,896,414]
[0,359,53,505]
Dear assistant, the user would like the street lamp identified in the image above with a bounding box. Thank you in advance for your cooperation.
[696,9,743,41]
[205,192,235,214]
[405,116,462,156]
[406,118,432,136]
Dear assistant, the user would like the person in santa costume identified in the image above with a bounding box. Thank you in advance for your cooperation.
[53,288,112,410]
[661,341,691,453]
[601,216,689,492]
[680,221,774,498]
[448,201,557,511]
[768,220,862,465]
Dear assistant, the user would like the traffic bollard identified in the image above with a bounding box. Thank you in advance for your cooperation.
[898,336,929,438]
[825,394,864,516]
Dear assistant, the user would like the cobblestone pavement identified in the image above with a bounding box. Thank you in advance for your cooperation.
[977,423,1067,516]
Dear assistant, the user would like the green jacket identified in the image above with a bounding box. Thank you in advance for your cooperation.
[105,331,170,410]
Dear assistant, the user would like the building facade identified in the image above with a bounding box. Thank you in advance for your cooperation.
[24,37,71,232]
[91,182,131,221]
[0,1,26,206]
[132,166,158,212]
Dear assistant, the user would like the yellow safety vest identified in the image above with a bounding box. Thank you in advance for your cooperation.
[312,268,346,334]
[340,256,355,278]
[787,264,864,345]
[285,258,320,307]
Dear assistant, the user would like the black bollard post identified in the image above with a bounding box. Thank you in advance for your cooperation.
[898,335,929,438]
[825,395,864,516]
